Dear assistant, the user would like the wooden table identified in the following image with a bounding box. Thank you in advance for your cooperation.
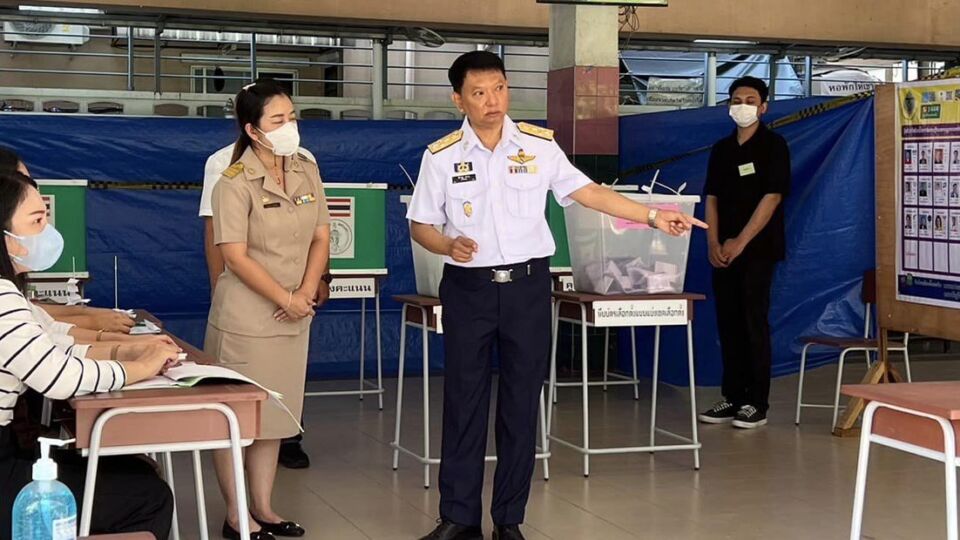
[70,311,266,540]
[842,382,960,540]
[548,291,706,476]
[134,310,204,358]
[71,385,263,449]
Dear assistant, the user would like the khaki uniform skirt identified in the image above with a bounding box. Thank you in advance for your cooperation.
[204,324,309,440]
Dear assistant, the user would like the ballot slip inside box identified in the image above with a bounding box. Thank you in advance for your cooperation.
[564,193,700,295]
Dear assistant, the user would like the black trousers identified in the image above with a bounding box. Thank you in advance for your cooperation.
[0,426,174,540]
[437,258,551,527]
[712,258,776,413]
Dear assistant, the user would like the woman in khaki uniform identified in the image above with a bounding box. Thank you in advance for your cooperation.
[207,79,331,540]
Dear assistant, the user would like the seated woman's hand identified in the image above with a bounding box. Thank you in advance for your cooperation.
[121,343,182,384]
[115,342,153,362]
[117,342,181,366]
[129,334,177,347]
[91,308,136,333]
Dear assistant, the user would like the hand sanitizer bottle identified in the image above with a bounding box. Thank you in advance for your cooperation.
[12,438,77,540]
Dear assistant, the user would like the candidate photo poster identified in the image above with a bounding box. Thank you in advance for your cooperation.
[897,78,960,308]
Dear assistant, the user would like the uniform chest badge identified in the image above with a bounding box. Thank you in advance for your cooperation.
[262,195,280,208]
[294,193,317,206]
[507,150,535,164]
[508,165,539,174]
[455,161,474,173]
[463,201,473,218]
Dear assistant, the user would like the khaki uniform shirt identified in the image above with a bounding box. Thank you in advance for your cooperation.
[208,146,330,337]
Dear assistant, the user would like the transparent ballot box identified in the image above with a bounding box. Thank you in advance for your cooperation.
[564,193,700,295]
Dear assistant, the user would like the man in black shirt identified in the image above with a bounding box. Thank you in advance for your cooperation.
[698,76,790,429]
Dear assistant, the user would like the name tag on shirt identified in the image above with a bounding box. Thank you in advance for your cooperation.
[508,165,539,174]
[452,174,478,184]
[738,163,757,176]
[263,202,281,209]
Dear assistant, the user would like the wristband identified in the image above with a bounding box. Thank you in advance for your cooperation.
[647,208,659,228]
[286,290,293,309]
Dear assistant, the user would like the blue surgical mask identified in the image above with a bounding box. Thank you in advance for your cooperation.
[5,224,64,271]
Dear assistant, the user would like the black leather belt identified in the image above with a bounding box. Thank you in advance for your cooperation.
[448,258,545,284]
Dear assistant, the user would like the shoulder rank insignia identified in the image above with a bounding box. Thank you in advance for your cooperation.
[517,122,554,141]
[428,130,463,154]
[222,162,244,179]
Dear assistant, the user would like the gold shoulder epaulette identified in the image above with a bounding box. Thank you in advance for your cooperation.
[428,130,463,154]
[517,122,554,141]
[222,162,244,179]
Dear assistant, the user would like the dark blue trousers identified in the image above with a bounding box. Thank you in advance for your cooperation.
[437,257,551,527]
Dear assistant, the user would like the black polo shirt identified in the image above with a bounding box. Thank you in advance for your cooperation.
[704,123,791,262]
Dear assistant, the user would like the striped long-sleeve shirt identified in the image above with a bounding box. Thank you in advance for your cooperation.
[0,279,126,426]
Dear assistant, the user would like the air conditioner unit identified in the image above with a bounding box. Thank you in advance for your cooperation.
[3,21,90,46]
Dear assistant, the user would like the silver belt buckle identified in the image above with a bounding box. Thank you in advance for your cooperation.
[492,269,513,283]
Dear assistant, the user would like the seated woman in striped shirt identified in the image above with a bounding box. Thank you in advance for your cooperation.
[0,146,138,335]
[0,171,181,540]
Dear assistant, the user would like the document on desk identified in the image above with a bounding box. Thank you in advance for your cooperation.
[129,319,162,335]
[125,362,302,431]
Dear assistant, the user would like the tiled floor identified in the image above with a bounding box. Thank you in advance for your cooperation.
[167,354,957,539]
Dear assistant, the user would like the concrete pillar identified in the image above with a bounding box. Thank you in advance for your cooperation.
[547,5,620,182]
[705,52,718,106]
[372,39,385,120]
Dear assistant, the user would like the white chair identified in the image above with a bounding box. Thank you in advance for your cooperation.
[795,270,912,430]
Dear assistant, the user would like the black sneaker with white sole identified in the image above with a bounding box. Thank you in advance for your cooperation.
[698,400,737,424]
[732,405,767,429]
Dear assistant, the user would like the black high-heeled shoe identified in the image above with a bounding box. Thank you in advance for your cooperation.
[221,520,276,540]
[252,516,305,537]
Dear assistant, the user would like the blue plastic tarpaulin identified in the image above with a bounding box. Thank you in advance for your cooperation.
[617,95,876,386]
[10,116,461,185]
[2,115,464,379]
[0,101,874,385]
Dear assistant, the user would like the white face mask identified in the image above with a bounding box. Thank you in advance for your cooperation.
[5,224,64,272]
[257,121,300,157]
[729,104,760,128]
